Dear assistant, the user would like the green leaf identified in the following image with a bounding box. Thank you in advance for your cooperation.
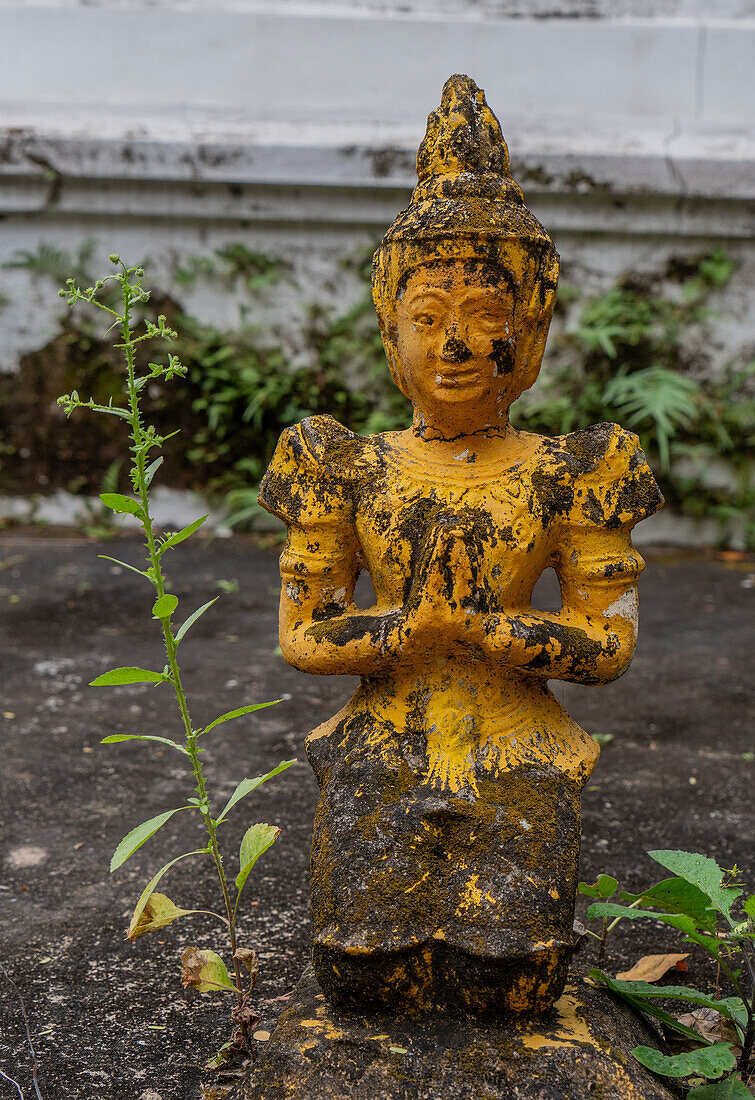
[203,699,281,735]
[143,457,163,486]
[90,666,169,687]
[175,598,219,644]
[578,875,618,898]
[152,593,178,620]
[588,975,747,1032]
[100,734,190,757]
[236,823,280,893]
[125,849,206,940]
[100,492,143,517]
[619,876,718,930]
[631,1042,736,1080]
[216,760,296,823]
[688,1076,754,1099]
[742,894,755,919]
[110,807,190,872]
[205,1040,235,1071]
[585,901,697,935]
[590,972,708,1043]
[157,515,208,555]
[180,947,238,993]
[648,851,743,922]
[681,930,724,961]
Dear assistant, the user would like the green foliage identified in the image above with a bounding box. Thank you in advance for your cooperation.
[6,238,98,288]
[688,1077,755,1099]
[6,240,752,546]
[632,1043,737,1080]
[602,367,698,471]
[236,822,280,894]
[582,850,755,1094]
[57,256,297,1068]
[514,252,754,547]
[173,242,291,294]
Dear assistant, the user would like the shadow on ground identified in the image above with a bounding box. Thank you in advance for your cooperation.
[0,532,752,1099]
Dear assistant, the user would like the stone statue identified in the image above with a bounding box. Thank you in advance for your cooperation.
[259,74,663,1018]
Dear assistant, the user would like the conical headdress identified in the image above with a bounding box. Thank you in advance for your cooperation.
[372,75,558,351]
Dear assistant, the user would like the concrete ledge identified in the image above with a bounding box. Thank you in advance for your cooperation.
[1,133,753,243]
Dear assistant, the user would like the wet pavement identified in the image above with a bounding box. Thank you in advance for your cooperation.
[0,531,752,1099]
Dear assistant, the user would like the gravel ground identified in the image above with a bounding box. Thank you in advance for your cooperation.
[0,531,752,1099]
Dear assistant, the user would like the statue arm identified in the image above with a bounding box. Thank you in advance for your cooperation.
[277,526,403,676]
[475,424,662,684]
[481,532,644,684]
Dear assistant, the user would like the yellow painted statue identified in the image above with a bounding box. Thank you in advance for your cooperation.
[259,74,663,1017]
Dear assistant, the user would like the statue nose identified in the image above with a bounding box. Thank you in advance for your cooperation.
[441,335,472,363]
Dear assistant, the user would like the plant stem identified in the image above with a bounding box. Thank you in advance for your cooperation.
[118,273,248,1039]
[598,918,608,968]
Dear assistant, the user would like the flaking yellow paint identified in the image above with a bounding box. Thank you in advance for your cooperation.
[260,73,663,1016]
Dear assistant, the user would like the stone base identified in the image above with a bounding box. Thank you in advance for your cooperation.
[245,965,679,1099]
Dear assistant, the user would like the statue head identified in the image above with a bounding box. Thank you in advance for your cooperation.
[372,75,559,435]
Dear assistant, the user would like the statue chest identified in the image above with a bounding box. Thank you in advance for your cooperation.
[353,472,556,607]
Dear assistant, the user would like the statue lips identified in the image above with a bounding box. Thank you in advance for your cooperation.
[435,364,485,389]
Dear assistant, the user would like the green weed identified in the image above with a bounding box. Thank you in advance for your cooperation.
[56,257,296,1074]
[581,851,755,1096]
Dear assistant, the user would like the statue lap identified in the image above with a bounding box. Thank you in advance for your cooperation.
[308,714,580,1014]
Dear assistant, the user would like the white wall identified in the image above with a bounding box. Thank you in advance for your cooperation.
[0,0,752,544]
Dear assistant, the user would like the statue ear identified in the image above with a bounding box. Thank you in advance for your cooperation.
[378,315,411,398]
[514,263,558,394]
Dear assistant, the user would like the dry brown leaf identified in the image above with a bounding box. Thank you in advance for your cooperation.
[676,1007,740,1048]
[616,953,690,982]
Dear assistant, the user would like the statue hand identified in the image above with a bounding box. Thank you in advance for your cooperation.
[400,525,484,656]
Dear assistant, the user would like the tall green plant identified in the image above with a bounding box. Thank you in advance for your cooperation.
[57,256,295,1068]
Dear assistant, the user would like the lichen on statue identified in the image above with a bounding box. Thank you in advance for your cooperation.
[259,74,663,1016]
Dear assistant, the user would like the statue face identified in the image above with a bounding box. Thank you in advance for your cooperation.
[394,260,520,434]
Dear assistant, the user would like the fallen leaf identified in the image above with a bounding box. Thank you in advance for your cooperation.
[676,1007,741,1048]
[253,1030,271,1042]
[616,953,689,982]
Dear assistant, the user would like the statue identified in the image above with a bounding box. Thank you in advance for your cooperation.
[259,74,663,1019]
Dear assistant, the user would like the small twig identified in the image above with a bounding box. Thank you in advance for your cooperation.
[0,1066,24,1099]
[0,962,43,1100]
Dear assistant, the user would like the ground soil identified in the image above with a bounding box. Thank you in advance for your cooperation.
[0,531,752,1100]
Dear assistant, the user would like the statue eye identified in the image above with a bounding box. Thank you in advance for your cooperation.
[413,313,436,328]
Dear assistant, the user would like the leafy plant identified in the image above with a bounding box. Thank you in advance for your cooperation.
[581,850,755,1096]
[3,241,751,546]
[73,458,122,538]
[602,367,699,472]
[514,252,754,546]
[173,242,291,295]
[56,256,296,1072]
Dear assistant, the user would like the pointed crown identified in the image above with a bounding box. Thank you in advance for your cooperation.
[372,74,558,332]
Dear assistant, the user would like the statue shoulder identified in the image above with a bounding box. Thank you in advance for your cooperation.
[258,416,372,526]
[535,423,664,530]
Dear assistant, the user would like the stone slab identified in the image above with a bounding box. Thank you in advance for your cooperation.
[245,965,679,1099]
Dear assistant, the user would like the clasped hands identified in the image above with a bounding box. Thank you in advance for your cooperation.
[394,522,497,662]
